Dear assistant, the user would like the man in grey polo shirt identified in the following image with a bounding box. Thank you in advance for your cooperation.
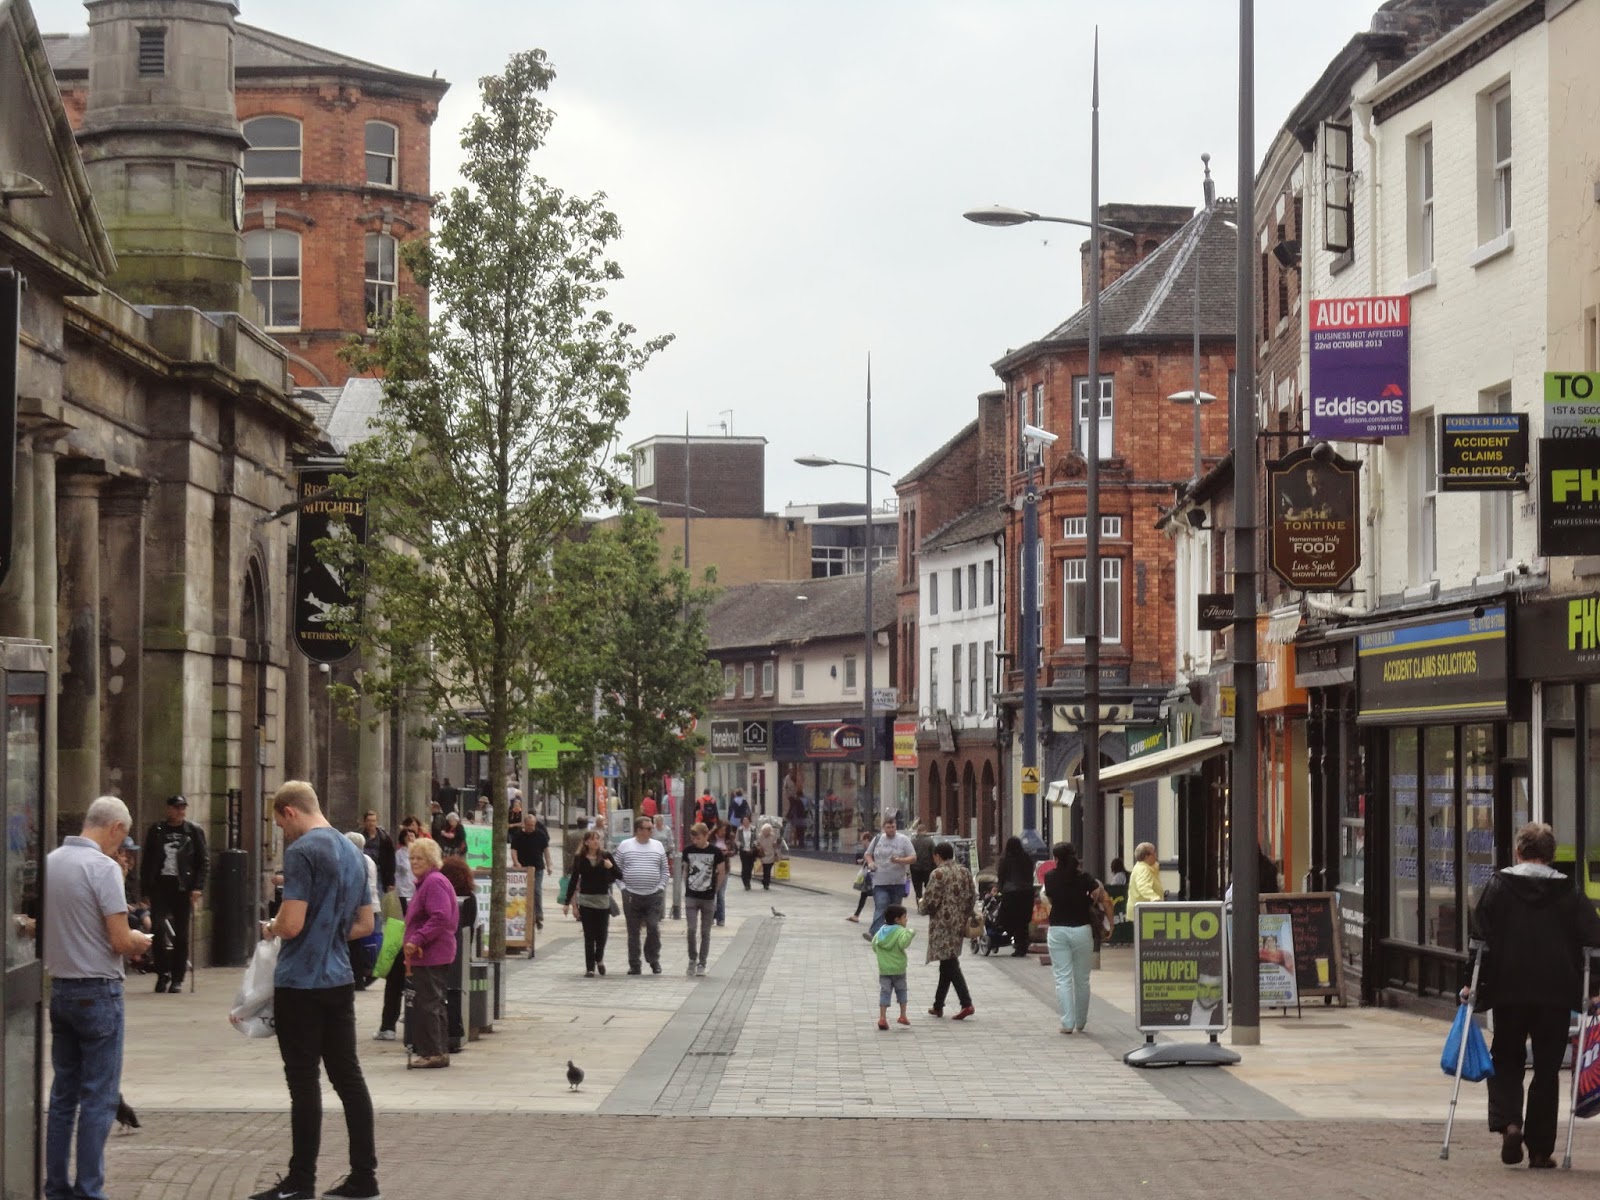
[43,795,153,1200]
[864,814,916,938]
[613,815,670,974]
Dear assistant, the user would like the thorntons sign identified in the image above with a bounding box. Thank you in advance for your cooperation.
[1308,296,1411,440]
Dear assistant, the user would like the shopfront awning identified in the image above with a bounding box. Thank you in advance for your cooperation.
[1070,736,1229,792]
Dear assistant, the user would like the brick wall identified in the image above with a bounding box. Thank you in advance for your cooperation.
[1079,203,1195,304]
[976,389,1006,502]
[647,440,765,517]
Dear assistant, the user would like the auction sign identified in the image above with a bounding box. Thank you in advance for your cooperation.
[1308,295,1410,439]
[293,467,366,662]
[1539,438,1600,556]
[1546,372,1600,438]
[1268,445,1361,591]
[1133,901,1229,1033]
[1439,413,1528,491]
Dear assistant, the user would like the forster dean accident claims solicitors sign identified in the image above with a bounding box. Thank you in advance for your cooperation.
[1308,296,1410,439]
[1357,606,1508,724]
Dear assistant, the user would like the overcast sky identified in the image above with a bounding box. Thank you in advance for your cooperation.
[35,0,1382,511]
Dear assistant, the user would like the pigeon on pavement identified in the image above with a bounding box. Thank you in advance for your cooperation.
[115,1096,140,1133]
[771,907,785,918]
[566,1060,584,1091]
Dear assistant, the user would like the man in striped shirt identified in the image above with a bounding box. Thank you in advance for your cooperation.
[613,816,670,974]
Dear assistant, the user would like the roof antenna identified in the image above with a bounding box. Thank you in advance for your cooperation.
[1201,153,1215,211]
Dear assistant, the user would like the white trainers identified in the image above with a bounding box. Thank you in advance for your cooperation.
[695,962,707,976]
[372,1029,396,1041]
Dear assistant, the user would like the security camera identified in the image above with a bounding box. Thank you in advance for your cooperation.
[1021,424,1059,446]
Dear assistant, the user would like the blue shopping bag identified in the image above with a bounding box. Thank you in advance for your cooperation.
[1440,1004,1494,1083]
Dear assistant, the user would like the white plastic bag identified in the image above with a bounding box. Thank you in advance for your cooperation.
[229,937,279,1038]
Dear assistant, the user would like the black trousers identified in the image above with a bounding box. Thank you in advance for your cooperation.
[1488,1003,1571,1157]
[578,905,610,970]
[999,890,1032,952]
[409,964,450,1060]
[910,868,932,903]
[935,958,972,1010]
[761,861,774,889]
[739,850,757,889]
[853,888,872,917]
[150,880,191,984]
[273,984,377,1191]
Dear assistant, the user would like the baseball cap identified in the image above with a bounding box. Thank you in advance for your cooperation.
[166,794,188,807]
[121,836,139,851]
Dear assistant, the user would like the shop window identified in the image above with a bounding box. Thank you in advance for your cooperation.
[1389,727,1420,943]
[242,115,301,182]
[1422,726,1458,951]
[1462,724,1496,943]
[365,121,399,188]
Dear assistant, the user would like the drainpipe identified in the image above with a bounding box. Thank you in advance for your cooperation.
[1354,99,1383,610]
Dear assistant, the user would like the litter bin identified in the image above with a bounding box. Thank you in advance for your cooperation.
[212,849,252,968]
[469,961,491,1038]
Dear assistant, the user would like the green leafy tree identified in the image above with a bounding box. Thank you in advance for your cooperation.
[539,506,722,812]
[330,51,669,958]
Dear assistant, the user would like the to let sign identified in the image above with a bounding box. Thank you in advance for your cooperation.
[1268,445,1360,591]
[1308,295,1410,439]
[1545,372,1600,438]
[1439,413,1528,491]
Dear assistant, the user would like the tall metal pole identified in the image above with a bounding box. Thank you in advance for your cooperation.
[672,412,690,920]
[863,357,877,827]
[1191,158,1210,485]
[1081,30,1103,877]
[1231,0,1261,1046]
[1021,465,1039,839]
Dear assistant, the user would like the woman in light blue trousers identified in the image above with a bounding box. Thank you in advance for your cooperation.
[1042,842,1101,1033]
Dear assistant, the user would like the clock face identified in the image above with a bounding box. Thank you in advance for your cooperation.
[233,168,245,231]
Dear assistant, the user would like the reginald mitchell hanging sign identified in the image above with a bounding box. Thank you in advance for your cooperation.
[293,468,367,663]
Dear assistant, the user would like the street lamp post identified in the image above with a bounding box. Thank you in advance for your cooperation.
[797,366,891,836]
[962,34,1131,873]
[1168,158,1222,485]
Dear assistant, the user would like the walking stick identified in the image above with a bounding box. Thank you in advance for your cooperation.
[1562,949,1599,1170]
[1442,938,1486,1160]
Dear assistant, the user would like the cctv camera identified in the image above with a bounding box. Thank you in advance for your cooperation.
[1021,424,1059,446]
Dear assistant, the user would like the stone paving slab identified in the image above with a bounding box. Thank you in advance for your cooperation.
[99,1112,1600,1200]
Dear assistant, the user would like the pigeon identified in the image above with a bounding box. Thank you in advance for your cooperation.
[115,1096,140,1133]
[770,907,785,918]
[566,1060,584,1091]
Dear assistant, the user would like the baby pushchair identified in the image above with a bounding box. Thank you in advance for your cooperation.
[975,882,1011,956]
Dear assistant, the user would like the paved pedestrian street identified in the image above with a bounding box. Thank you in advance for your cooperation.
[99,862,1600,1198]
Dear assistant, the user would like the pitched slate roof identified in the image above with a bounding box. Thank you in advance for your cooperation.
[922,502,1006,554]
[708,566,898,653]
[295,378,387,454]
[44,23,448,94]
[996,202,1238,372]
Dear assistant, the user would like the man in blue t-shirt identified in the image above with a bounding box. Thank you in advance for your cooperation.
[254,781,377,1200]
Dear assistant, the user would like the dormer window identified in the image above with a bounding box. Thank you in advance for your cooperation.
[137,27,165,77]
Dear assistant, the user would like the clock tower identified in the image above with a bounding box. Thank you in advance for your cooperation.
[75,0,256,317]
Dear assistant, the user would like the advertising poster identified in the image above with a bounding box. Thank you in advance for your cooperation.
[1261,892,1345,1000]
[1539,438,1600,556]
[893,720,918,768]
[1268,445,1361,591]
[471,868,528,949]
[1439,414,1528,491]
[464,823,493,869]
[1258,912,1299,1008]
[1308,296,1410,439]
[1545,372,1600,438]
[1133,902,1228,1032]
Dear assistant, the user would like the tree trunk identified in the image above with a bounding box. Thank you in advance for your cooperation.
[488,703,508,961]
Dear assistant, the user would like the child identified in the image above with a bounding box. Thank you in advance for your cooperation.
[872,903,916,1030]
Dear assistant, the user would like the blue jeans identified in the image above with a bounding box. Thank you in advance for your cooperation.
[533,866,546,924]
[878,973,908,1007]
[1047,924,1094,1031]
[868,884,901,936]
[714,874,729,923]
[46,977,125,1200]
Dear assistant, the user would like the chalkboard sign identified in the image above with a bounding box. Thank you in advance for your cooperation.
[1261,892,1345,1002]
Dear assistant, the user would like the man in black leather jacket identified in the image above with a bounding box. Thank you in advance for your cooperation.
[139,795,209,993]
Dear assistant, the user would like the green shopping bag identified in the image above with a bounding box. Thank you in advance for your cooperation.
[557,874,572,905]
[372,917,406,980]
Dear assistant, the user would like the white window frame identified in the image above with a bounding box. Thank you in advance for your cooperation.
[929,647,940,713]
[1482,391,1514,573]
[951,646,963,715]
[1064,517,1087,539]
[1412,411,1438,581]
[1075,376,1114,460]
[1101,516,1122,539]
[761,660,775,696]
[983,559,995,606]
[952,567,963,612]
[791,660,805,697]
[982,640,994,712]
[1409,128,1434,274]
[633,447,655,488]
[928,572,939,617]
[843,654,858,692]
[244,229,301,331]
[967,563,978,609]
[743,663,756,697]
[967,642,978,714]
[1491,88,1511,237]
[1063,557,1122,643]
[723,665,735,699]
[364,232,398,327]
[365,120,399,189]
[242,115,302,183]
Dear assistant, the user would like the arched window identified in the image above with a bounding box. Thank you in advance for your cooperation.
[242,116,301,181]
[364,233,397,324]
[364,121,398,188]
[244,230,300,330]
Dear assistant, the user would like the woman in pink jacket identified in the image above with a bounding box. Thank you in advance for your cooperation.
[402,837,459,1068]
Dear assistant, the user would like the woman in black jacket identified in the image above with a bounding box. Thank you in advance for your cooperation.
[996,837,1036,957]
[563,830,618,977]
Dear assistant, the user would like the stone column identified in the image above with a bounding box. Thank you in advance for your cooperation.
[35,441,60,841]
[357,691,383,826]
[0,438,36,639]
[56,465,103,825]
[100,479,148,826]
[283,646,309,784]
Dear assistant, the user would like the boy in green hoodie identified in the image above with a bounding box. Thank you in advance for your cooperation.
[873,904,916,1030]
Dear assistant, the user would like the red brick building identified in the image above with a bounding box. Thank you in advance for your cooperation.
[47,21,448,388]
[993,199,1237,867]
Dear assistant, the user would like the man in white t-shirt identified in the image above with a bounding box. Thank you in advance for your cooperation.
[612,816,670,974]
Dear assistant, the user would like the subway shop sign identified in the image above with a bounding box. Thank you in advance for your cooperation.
[1540,438,1600,556]
[1356,606,1508,724]
[1132,902,1229,1033]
